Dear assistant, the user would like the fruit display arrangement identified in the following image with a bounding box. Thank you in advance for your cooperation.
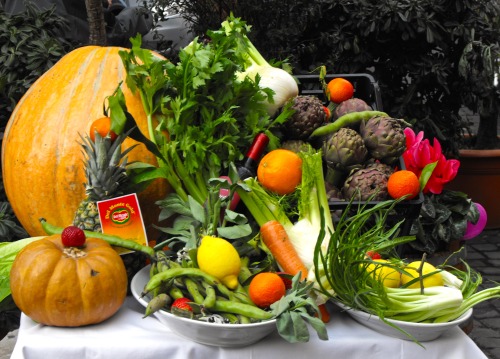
[0,14,498,347]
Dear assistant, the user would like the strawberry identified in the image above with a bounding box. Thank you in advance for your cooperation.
[171,297,193,312]
[366,251,382,260]
[61,226,86,247]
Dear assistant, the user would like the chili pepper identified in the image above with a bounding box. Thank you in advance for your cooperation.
[309,110,388,138]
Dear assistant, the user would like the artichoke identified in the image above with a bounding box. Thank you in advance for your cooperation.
[281,139,310,153]
[364,161,395,177]
[359,116,407,164]
[333,98,372,120]
[284,95,327,140]
[322,128,368,172]
[342,168,389,201]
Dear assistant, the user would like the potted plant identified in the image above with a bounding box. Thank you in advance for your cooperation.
[399,127,487,264]
[445,37,500,228]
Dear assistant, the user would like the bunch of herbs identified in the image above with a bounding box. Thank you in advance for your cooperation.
[110,16,291,206]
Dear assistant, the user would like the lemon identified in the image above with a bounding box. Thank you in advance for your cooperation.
[197,236,241,289]
[366,259,401,288]
[400,261,444,289]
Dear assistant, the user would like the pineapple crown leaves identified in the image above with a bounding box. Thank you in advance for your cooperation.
[79,128,138,200]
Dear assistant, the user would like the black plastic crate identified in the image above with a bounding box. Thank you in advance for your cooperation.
[296,73,422,236]
[295,73,384,112]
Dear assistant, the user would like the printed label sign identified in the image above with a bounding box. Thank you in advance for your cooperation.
[97,193,148,254]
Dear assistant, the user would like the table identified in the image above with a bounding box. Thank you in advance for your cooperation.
[11,297,487,359]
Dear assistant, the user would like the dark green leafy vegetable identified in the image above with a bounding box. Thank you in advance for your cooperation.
[110,16,291,205]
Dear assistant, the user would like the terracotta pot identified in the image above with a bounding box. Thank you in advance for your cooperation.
[446,148,500,229]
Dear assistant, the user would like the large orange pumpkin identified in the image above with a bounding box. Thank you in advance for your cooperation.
[10,234,128,327]
[1,46,168,238]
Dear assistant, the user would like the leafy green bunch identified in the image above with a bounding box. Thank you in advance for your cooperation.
[110,15,290,206]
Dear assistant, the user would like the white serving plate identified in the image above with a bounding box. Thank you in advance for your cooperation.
[333,301,472,342]
[131,265,277,347]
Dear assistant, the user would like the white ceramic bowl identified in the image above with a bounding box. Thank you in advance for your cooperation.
[333,301,472,342]
[131,265,277,347]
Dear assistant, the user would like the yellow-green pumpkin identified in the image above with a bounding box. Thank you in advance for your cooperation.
[10,234,128,327]
[1,46,167,238]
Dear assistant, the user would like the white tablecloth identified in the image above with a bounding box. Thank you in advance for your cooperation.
[11,297,487,359]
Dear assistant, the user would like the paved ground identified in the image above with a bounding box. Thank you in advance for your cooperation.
[0,229,499,358]
[465,229,500,359]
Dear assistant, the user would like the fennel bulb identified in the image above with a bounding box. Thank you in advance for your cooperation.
[242,65,299,116]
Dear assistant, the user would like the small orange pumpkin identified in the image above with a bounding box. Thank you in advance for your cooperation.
[10,234,128,327]
[1,46,168,238]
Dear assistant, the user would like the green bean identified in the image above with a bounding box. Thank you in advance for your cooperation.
[220,313,239,324]
[202,284,216,309]
[213,300,274,320]
[309,110,388,138]
[155,251,172,272]
[143,267,219,295]
[169,286,185,300]
[39,217,155,257]
[238,257,253,284]
[185,277,205,304]
[232,291,256,306]
[216,283,239,302]
[150,262,159,277]
[149,263,161,297]
[238,314,251,324]
[143,293,171,318]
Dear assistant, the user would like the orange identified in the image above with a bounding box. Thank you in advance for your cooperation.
[257,149,302,195]
[248,272,286,308]
[387,170,421,200]
[89,116,118,142]
[326,78,354,103]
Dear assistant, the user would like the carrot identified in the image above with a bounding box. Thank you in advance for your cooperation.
[317,304,331,323]
[260,220,308,280]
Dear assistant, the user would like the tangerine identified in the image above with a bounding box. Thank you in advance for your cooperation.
[387,170,420,200]
[326,78,354,104]
[257,149,302,195]
[89,116,118,142]
[248,272,286,308]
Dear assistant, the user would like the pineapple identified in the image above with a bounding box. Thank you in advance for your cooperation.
[73,131,145,285]
[73,131,132,231]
